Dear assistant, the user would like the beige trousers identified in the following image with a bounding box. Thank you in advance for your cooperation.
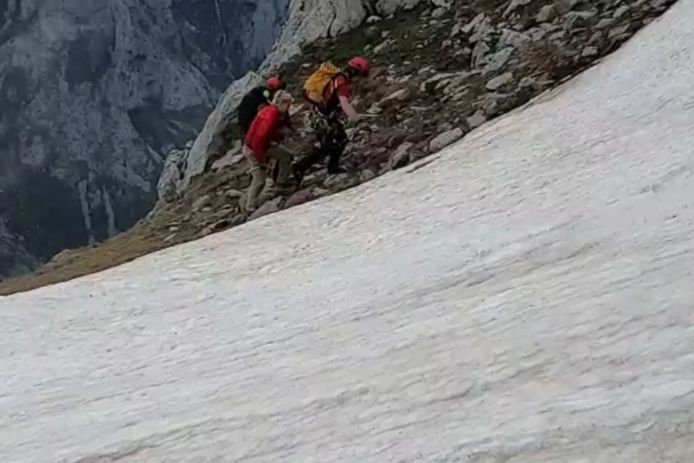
[243,145,292,211]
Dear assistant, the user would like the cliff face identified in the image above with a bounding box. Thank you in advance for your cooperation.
[0,0,289,277]
[261,0,424,69]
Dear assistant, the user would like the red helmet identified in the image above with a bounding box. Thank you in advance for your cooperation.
[347,57,371,77]
[266,77,285,91]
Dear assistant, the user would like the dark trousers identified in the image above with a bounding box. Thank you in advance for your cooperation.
[294,112,348,175]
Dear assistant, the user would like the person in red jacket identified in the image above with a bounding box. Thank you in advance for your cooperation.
[243,90,294,212]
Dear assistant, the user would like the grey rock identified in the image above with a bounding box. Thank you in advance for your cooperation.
[451,88,471,102]
[284,188,315,208]
[366,26,382,40]
[231,213,247,226]
[463,13,493,43]
[438,122,454,133]
[596,17,616,29]
[0,220,39,280]
[324,173,360,191]
[374,39,393,54]
[158,149,188,203]
[613,5,631,19]
[503,0,532,18]
[609,24,631,39]
[467,110,488,129]
[519,76,543,91]
[582,46,599,58]
[312,187,331,198]
[359,170,378,183]
[527,27,548,41]
[481,94,503,117]
[163,233,178,243]
[435,78,454,92]
[431,7,448,18]
[589,30,605,44]
[482,48,515,75]
[486,72,514,91]
[422,72,460,92]
[193,195,212,212]
[442,76,471,96]
[225,189,245,199]
[564,10,597,29]
[461,13,486,35]
[650,0,669,9]
[472,41,492,68]
[261,0,425,70]
[498,29,533,50]
[429,128,464,152]
[553,0,580,15]
[469,16,495,44]
[211,142,244,172]
[536,5,558,23]
[381,88,412,103]
[389,142,414,170]
[431,0,453,7]
[199,219,231,237]
[368,104,384,115]
[549,30,569,43]
[248,197,282,221]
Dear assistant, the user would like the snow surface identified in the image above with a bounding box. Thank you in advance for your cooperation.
[3,2,694,461]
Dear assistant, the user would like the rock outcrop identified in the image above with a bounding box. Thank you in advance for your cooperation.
[0,219,38,279]
[0,0,289,276]
[156,72,265,203]
[261,0,425,70]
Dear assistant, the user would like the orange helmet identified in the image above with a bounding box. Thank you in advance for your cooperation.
[266,77,285,91]
[347,57,371,77]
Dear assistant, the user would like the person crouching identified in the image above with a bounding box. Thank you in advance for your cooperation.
[242,90,294,212]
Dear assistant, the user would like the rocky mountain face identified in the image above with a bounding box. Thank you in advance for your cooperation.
[0,0,676,293]
[0,0,289,278]
[156,0,434,204]
[156,0,675,215]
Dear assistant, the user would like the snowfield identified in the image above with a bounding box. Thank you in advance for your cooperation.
[3,1,694,461]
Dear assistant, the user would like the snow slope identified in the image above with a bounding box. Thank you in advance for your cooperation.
[2,0,694,461]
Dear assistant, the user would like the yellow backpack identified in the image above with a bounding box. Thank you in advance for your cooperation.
[302,62,343,106]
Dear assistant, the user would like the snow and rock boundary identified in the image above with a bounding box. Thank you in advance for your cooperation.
[1,0,694,460]
[0,0,678,294]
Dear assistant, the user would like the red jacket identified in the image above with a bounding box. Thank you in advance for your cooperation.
[244,105,283,163]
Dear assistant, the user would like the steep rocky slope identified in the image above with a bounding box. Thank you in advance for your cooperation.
[0,0,289,278]
[2,0,694,456]
[0,0,676,294]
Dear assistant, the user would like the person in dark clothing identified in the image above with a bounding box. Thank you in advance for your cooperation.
[238,77,285,136]
[293,57,371,180]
